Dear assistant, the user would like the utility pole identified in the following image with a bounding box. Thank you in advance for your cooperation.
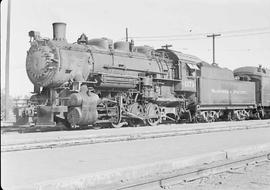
[207,33,221,65]
[125,28,128,42]
[161,44,172,50]
[5,0,11,121]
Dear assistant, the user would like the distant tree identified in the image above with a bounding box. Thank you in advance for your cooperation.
[1,88,14,120]
[23,94,31,100]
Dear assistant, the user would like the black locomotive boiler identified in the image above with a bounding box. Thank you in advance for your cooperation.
[23,23,269,128]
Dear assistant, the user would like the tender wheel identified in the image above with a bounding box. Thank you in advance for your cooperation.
[145,103,161,126]
[207,111,217,122]
[232,110,245,121]
[256,107,264,119]
[197,111,209,123]
[227,111,233,121]
[255,111,261,120]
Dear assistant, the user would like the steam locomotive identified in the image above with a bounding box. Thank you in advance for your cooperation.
[22,23,270,128]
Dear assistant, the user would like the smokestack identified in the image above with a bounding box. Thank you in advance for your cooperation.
[52,22,66,41]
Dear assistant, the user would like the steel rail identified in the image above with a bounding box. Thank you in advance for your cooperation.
[1,121,270,152]
[1,118,269,134]
[110,153,270,190]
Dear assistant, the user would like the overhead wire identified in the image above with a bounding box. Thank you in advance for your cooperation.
[132,31,270,42]
[219,31,270,38]
[123,27,270,53]
[127,27,270,41]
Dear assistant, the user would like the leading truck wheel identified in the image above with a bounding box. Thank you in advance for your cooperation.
[146,103,161,126]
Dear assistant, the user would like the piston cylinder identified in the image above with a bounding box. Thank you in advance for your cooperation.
[68,93,83,106]
[67,90,100,126]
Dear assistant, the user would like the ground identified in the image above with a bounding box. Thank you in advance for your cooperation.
[2,127,270,189]
[170,160,270,190]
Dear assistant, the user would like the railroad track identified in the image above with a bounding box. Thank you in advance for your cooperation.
[18,144,269,190]
[1,119,270,134]
[1,120,270,152]
[0,124,68,133]
[111,153,270,190]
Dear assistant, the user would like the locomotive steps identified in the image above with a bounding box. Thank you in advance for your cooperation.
[1,119,270,152]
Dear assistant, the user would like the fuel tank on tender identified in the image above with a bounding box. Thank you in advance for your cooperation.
[198,65,256,107]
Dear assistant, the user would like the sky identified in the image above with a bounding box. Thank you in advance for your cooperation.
[1,0,270,97]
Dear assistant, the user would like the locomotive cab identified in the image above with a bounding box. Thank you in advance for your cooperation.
[156,49,200,93]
